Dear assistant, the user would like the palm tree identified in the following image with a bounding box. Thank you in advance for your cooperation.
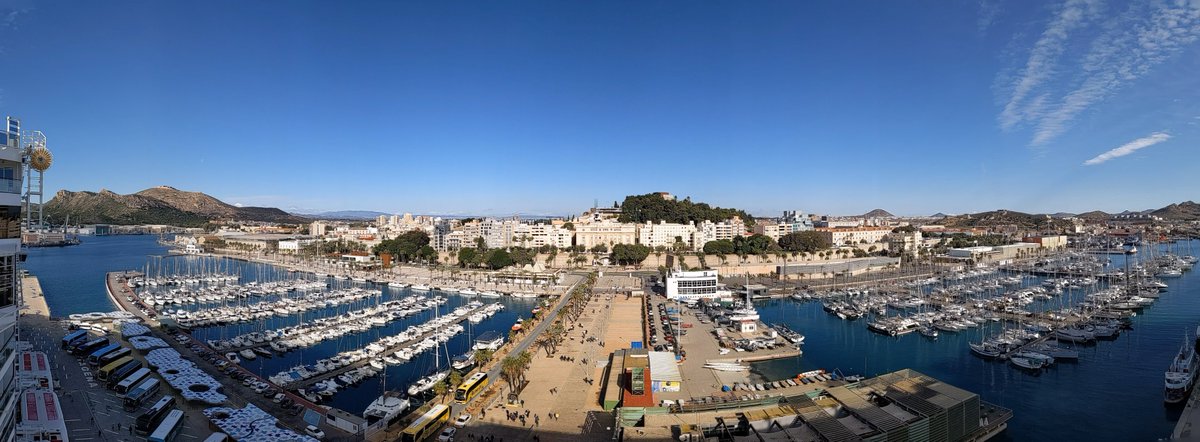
[500,350,534,396]
[473,349,494,367]
[535,335,554,357]
[500,356,523,394]
[433,380,449,403]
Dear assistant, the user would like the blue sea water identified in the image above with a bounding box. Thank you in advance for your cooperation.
[22,235,538,416]
[752,241,1200,442]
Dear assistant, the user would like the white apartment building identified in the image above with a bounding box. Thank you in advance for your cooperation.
[752,222,793,241]
[1,116,25,441]
[638,221,699,250]
[666,270,730,302]
[816,226,893,245]
[511,223,573,249]
[575,221,636,249]
[278,238,317,253]
[695,218,749,245]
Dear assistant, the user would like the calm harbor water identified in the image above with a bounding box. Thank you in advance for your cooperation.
[24,235,1200,438]
[753,241,1200,442]
[22,235,537,416]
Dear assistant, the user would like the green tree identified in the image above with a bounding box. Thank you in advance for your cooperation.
[485,249,514,270]
[590,244,608,254]
[458,248,479,268]
[473,349,494,366]
[562,222,575,231]
[617,193,755,226]
[778,231,831,253]
[449,370,463,389]
[611,243,652,266]
[373,230,431,262]
[733,234,777,255]
[703,239,735,254]
[433,380,449,403]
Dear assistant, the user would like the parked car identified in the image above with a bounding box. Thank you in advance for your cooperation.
[304,425,325,439]
[454,413,472,428]
[438,426,457,441]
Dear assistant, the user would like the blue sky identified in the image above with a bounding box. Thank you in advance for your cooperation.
[1,0,1198,217]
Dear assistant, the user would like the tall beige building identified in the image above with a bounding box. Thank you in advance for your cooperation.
[575,222,636,249]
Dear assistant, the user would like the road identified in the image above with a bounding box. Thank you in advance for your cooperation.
[448,272,586,417]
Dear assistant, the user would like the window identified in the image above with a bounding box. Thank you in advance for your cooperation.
[0,255,13,308]
[0,206,19,239]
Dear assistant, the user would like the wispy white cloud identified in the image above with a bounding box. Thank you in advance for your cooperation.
[998,0,1101,130]
[1082,132,1170,165]
[1032,1,1200,145]
[977,0,1003,33]
[998,0,1200,145]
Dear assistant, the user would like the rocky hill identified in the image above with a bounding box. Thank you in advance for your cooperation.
[1075,210,1111,221]
[1151,201,1200,221]
[862,209,894,218]
[44,186,308,227]
[941,209,1074,231]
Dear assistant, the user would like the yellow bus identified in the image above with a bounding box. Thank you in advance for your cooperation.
[455,372,488,404]
[400,404,450,442]
[97,356,135,382]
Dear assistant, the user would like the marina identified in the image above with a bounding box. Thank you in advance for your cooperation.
[12,234,1200,441]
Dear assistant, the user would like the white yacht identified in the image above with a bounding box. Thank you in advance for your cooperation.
[407,370,449,396]
[1165,328,1200,404]
[363,391,410,426]
[473,331,504,351]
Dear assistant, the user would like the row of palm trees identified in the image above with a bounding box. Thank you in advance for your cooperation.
[498,271,598,398]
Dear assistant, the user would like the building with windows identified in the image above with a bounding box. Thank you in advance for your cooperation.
[816,226,893,246]
[665,269,730,302]
[752,211,813,241]
[575,221,636,249]
[637,221,698,250]
[1,116,25,442]
[696,218,749,245]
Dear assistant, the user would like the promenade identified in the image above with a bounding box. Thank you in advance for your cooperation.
[20,274,51,317]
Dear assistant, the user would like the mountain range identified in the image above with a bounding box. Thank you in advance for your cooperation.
[292,210,391,220]
[44,186,308,227]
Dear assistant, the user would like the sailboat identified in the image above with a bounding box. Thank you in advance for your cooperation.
[408,303,450,396]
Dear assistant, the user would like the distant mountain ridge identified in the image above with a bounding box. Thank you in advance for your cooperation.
[294,210,391,220]
[1151,201,1200,220]
[862,209,893,218]
[44,186,308,227]
[941,209,1073,230]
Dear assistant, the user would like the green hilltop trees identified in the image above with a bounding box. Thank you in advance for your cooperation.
[617,193,755,226]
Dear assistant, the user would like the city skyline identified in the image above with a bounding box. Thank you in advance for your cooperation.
[1,1,1198,216]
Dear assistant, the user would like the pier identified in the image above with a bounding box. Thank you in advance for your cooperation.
[284,303,492,390]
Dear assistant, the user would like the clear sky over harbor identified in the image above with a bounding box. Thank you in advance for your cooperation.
[1,0,1198,216]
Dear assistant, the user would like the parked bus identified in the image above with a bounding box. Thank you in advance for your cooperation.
[400,404,450,442]
[70,337,110,356]
[123,378,161,410]
[106,360,144,389]
[97,347,132,367]
[135,396,176,436]
[114,367,152,394]
[97,356,135,382]
[455,372,488,404]
[147,409,184,442]
[86,343,122,365]
[61,330,88,349]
